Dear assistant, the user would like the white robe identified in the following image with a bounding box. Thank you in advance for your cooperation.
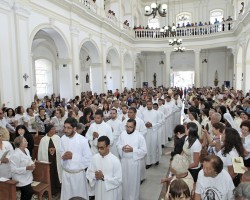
[172,98,182,128]
[86,152,122,200]
[0,141,13,178]
[121,117,147,180]
[117,130,147,200]
[106,118,122,158]
[155,109,165,160]
[86,121,113,155]
[158,105,167,146]
[164,101,174,139]
[60,133,92,200]
[142,109,160,165]
[37,134,62,182]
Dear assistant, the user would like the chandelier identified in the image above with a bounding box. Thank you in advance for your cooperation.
[145,1,167,18]
[169,38,182,46]
[174,46,185,52]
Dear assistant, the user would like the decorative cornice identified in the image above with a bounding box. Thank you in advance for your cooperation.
[0,0,14,11]
[14,2,31,17]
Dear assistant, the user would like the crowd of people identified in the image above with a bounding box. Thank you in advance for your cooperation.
[0,85,250,199]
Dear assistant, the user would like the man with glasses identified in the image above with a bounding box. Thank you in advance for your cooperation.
[86,136,122,200]
[117,119,147,200]
[60,117,92,200]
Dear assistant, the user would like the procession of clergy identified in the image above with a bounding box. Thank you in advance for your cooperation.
[0,88,183,200]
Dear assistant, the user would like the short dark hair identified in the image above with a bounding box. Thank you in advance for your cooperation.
[212,122,225,133]
[240,120,250,131]
[98,136,110,146]
[127,118,136,127]
[174,125,185,134]
[203,154,223,174]
[64,117,78,128]
[128,107,137,113]
[95,109,104,117]
[153,103,158,107]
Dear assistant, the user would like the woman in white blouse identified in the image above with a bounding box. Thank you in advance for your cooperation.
[50,108,65,137]
[216,128,244,183]
[240,120,250,168]
[10,136,35,200]
[0,132,13,178]
[182,122,202,182]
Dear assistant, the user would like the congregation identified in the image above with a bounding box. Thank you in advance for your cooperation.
[1,86,250,200]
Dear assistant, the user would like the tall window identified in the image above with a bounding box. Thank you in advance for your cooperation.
[35,59,53,97]
[148,16,160,29]
[176,12,192,26]
[210,9,223,24]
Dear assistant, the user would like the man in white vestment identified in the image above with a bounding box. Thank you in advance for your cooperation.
[86,136,122,200]
[60,117,92,200]
[153,103,165,160]
[86,109,113,155]
[158,99,168,147]
[172,93,183,128]
[38,124,62,194]
[106,108,122,158]
[117,119,147,200]
[142,101,160,168]
[165,96,175,141]
[118,104,128,122]
[121,107,147,181]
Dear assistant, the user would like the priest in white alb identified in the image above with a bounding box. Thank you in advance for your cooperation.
[38,124,62,195]
[86,109,113,155]
[60,117,92,200]
[86,136,122,200]
[117,119,147,200]
[106,108,122,158]
[142,101,160,168]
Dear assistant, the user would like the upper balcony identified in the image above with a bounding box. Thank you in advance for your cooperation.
[134,21,235,40]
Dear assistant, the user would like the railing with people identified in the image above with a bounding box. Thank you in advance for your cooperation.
[106,13,119,26]
[134,21,235,39]
[78,0,97,14]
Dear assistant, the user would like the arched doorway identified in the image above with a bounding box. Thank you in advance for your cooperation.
[31,27,69,99]
[106,48,120,92]
[124,53,134,90]
[80,40,100,93]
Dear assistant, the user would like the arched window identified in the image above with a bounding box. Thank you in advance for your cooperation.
[148,16,160,29]
[35,59,53,97]
[210,9,224,24]
[176,12,192,26]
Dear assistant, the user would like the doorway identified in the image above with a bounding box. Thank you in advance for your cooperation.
[171,71,194,88]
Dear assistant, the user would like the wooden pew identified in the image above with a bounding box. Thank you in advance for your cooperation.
[32,135,43,160]
[0,180,18,200]
[32,161,52,200]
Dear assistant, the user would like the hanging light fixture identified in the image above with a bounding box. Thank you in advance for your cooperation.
[145,0,167,18]
[173,46,185,52]
[169,38,182,46]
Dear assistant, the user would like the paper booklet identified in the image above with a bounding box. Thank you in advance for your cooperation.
[0,177,10,182]
[1,150,10,160]
[232,157,246,174]
[31,181,40,187]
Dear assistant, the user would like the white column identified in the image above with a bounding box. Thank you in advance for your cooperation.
[242,43,247,93]
[14,2,33,108]
[120,48,124,90]
[164,50,171,87]
[194,49,201,87]
[225,51,231,82]
[101,38,107,93]
[70,26,81,97]
[229,46,237,88]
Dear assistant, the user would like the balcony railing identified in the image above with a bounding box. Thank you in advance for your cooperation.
[106,13,119,26]
[78,0,97,14]
[134,21,235,39]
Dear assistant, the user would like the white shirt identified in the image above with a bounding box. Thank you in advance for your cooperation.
[242,134,250,160]
[0,141,13,178]
[0,117,15,132]
[195,169,234,200]
[10,148,34,187]
[217,148,239,171]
